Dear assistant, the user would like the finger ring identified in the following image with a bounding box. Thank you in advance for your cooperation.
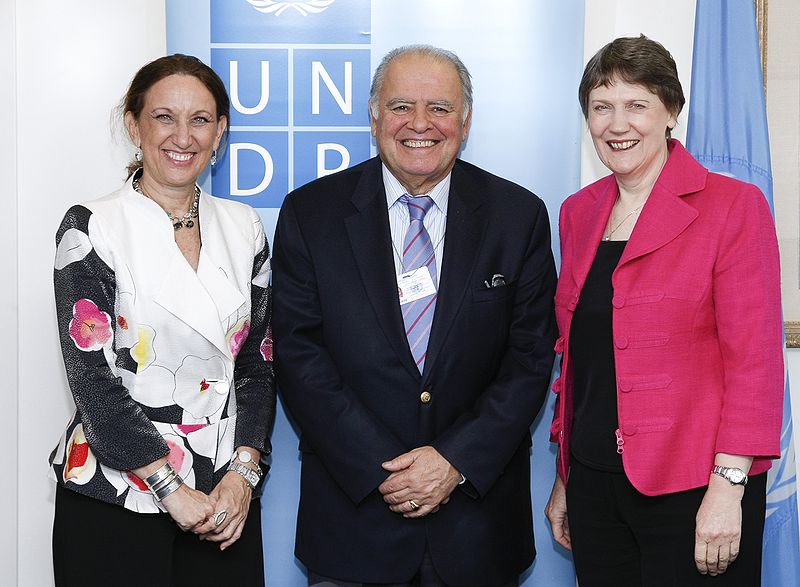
[214,510,228,527]
[409,500,420,511]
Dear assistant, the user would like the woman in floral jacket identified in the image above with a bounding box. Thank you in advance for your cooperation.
[49,55,275,587]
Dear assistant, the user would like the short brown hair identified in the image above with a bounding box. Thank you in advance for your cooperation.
[579,35,685,135]
[122,54,230,177]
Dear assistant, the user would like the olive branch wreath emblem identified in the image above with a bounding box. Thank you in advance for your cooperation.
[245,0,336,17]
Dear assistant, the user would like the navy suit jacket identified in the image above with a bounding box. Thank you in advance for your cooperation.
[272,157,557,585]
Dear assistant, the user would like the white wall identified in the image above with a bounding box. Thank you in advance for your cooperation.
[7,2,166,585]
[0,0,19,583]
[768,0,800,328]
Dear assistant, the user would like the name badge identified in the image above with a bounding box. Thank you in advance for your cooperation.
[397,267,436,305]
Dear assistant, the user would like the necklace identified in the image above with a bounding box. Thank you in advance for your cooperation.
[603,200,645,241]
[133,177,200,231]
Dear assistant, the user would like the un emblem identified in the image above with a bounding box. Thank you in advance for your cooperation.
[245,0,335,16]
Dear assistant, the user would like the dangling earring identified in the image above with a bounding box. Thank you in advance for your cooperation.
[134,147,143,162]
[210,149,218,167]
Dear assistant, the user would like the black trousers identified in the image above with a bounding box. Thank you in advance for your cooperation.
[52,484,265,587]
[308,548,519,587]
[566,459,767,586]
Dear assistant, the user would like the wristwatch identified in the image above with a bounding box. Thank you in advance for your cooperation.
[711,465,748,486]
[227,451,263,489]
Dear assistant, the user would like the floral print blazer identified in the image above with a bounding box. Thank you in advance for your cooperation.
[49,177,276,514]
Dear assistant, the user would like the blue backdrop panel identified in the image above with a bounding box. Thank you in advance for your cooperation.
[167,1,583,584]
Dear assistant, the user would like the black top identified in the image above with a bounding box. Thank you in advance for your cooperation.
[569,240,626,472]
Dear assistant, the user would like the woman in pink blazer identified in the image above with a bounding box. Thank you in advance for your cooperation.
[545,36,783,586]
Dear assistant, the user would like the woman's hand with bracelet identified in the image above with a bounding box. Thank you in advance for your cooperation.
[199,447,261,550]
[133,458,216,533]
[161,484,217,532]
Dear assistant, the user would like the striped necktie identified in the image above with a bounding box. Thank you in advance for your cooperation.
[400,194,437,373]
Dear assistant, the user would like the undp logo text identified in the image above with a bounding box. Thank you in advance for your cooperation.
[210,1,372,208]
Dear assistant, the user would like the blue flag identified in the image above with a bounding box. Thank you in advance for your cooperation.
[687,1,799,584]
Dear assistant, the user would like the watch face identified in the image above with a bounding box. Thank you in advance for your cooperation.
[728,469,746,484]
[237,451,253,464]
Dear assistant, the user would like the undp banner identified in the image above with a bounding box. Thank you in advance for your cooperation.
[167,1,583,584]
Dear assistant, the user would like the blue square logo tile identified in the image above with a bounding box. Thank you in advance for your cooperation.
[212,131,289,208]
[293,49,371,127]
[212,48,289,127]
[293,131,372,189]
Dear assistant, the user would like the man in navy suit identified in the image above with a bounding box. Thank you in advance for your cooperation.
[272,45,557,587]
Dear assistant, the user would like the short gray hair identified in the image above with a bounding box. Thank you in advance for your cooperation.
[369,45,473,122]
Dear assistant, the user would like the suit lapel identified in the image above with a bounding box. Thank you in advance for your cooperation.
[154,252,232,358]
[570,177,617,290]
[148,193,242,359]
[195,196,248,331]
[619,183,699,266]
[423,163,488,376]
[619,141,704,267]
[344,160,420,378]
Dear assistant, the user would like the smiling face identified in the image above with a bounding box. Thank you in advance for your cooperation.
[125,74,227,195]
[370,53,471,195]
[587,77,677,186]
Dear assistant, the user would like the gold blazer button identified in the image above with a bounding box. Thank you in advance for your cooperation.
[420,391,432,404]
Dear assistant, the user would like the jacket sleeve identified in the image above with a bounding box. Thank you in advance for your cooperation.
[712,183,783,460]
[272,195,408,504]
[232,213,277,458]
[431,197,558,497]
[54,205,169,471]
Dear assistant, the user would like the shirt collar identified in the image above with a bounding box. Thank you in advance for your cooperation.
[382,164,450,215]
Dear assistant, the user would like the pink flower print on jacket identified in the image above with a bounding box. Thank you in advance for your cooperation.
[227,318,251,358]
[69,299,113,351]
[260,326,273,361]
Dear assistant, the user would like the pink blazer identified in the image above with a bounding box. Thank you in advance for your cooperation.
[550,140,784,496]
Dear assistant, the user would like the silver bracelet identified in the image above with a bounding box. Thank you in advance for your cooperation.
[143,463,175,489]
[149,470,178,494]
[142,462,184,500]
[153,474,184,501]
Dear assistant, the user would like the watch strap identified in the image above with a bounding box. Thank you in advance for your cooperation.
[227,461,262,489]
[711,465,748,486]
